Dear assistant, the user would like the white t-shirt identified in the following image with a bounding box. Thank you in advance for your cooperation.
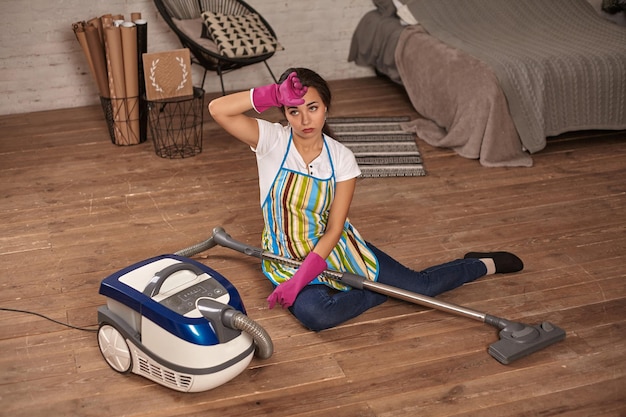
[253,119,361,205]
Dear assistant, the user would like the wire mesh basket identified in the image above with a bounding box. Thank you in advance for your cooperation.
[100,96,147,146]
[147,87,204,159]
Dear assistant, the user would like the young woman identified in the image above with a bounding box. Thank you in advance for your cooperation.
[208,68,523,331]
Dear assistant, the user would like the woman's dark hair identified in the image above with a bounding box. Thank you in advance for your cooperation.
[278,67,335,137]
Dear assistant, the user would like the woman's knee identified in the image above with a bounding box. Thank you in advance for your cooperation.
[290,302,338,331]
[290,287,387,331]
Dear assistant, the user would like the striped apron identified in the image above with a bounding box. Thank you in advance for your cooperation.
[261,135,379,291]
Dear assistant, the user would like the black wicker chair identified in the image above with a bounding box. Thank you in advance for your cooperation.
[154,0,279,94]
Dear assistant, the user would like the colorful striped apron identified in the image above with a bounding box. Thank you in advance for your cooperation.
[261,134,378,291]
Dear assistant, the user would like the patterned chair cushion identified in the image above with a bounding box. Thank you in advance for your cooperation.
[200,11,283,58]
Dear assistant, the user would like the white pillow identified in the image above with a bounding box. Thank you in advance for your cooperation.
[392,0,419,25]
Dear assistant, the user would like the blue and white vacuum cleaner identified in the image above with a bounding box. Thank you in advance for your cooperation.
[97,254,273,392]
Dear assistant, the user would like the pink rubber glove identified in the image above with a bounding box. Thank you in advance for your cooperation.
[251,72,308,113]
[267,252,327,309]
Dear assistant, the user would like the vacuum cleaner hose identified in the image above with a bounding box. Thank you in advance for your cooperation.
[228,311,274,359]
[175,237,274,360]
[174,236,217,258]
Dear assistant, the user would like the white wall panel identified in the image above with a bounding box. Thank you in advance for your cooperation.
[0,0,375,115]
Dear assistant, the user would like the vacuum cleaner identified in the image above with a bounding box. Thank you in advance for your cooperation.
[194,226,566,365]
[97,254,273,392]
[97,226,565,393]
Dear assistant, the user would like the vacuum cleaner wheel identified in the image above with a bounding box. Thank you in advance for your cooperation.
[98,324,132,373]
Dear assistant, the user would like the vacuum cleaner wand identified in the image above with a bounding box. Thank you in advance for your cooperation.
[208,227,565,365]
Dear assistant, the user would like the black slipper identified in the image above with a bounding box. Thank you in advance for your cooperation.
[464,251,524,273]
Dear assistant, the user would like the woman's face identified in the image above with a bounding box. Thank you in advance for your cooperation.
[284,87,327,142]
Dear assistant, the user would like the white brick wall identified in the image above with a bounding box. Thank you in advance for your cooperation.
[0,0,376,115]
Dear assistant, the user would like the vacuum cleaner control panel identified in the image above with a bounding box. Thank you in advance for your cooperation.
[160,278,229,315]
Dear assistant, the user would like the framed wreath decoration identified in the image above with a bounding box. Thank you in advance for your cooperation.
[142,48,193,100]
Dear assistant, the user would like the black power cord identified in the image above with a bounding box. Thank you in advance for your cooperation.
[0,307,98,333]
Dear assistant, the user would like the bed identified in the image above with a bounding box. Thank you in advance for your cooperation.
[349,0,626,167]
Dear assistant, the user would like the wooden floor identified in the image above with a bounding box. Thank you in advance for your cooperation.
[1,76,625,416]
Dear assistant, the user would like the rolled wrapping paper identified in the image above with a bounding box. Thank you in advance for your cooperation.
[135,19,148,142]
[104,25,130,145]
[73,14,148,144]
[84,24,110,98]
[101,14,113,30]
[121,22,140,145]
[72,23,98,94]
[135,19,148,94]
[87,17,104,47]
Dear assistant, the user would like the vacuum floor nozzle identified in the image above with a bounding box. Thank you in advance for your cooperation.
[488,320,566,364]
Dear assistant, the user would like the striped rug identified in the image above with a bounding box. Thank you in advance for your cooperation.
[328,117,426,177]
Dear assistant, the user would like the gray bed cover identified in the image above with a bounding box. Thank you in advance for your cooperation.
[406,0,626,154]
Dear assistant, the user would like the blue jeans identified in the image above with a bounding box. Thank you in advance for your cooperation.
[289,242,488,331]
